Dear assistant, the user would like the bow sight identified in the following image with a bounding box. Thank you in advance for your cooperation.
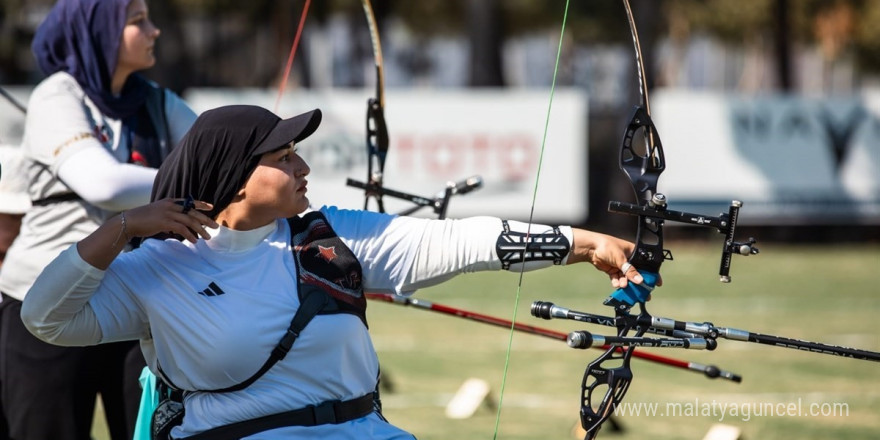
[608,195,760,283]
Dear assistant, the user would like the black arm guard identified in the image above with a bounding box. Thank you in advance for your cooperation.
[496,220,571,270]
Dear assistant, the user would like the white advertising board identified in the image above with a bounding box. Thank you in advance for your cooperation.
[185,88,589,223]
[652,89,880,224]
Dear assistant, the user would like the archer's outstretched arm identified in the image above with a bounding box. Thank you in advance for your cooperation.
[357,213,644,292]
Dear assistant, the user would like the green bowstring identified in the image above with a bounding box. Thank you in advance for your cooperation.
[492,0,571,438]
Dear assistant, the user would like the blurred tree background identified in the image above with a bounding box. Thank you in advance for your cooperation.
[2,0,878,93]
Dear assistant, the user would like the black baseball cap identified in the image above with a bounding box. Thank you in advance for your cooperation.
[251,107,323,156]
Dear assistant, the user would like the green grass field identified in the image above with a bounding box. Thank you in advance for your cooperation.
[94,242,879,439]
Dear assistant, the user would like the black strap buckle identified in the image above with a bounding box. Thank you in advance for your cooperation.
[311,400,340,425]
[272,328,300,359]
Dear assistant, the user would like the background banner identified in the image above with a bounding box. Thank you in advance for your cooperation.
[653,89,880,224]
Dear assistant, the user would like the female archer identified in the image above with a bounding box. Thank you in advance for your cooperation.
[21,104,643,438]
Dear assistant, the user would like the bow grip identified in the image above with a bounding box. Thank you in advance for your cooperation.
[603,271,659,308]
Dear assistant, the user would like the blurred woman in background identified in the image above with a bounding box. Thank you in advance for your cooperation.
[0,1,197,439]
[0,144,30,440]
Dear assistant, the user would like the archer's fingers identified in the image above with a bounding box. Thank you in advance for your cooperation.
[177,200,218,242]
[620,262,644,285]
[609,268,629,289]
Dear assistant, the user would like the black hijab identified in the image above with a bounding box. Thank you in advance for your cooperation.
[32,0,150,120]
[151,105,322,220]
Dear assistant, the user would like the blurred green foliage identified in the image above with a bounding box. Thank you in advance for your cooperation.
[2,1,880,85]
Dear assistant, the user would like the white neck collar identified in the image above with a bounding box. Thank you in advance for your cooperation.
[202,220,278,253]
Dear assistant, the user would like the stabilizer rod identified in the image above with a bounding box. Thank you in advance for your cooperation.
[536,300,880,363]
[368,293,742,382]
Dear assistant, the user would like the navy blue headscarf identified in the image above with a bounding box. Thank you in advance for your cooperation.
[32,0,149,120]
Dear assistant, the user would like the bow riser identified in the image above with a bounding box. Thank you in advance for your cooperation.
[620,106,669,275]
[362,0,389,212]
[579,317,641,440]
[364,95,389,211]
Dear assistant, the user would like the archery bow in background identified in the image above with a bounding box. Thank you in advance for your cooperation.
[351,0,389,212]
[345,0,483,220]
[273,0,483,218]
[523,2,880,439]
[274,0,312,114]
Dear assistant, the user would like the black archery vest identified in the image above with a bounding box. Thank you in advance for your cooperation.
[287,211,368,327]
[156,211,369,394]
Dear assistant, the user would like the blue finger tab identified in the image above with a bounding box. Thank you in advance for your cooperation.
[603,271,659,308]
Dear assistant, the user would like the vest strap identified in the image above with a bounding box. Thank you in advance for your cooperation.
[182,393,376,439]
